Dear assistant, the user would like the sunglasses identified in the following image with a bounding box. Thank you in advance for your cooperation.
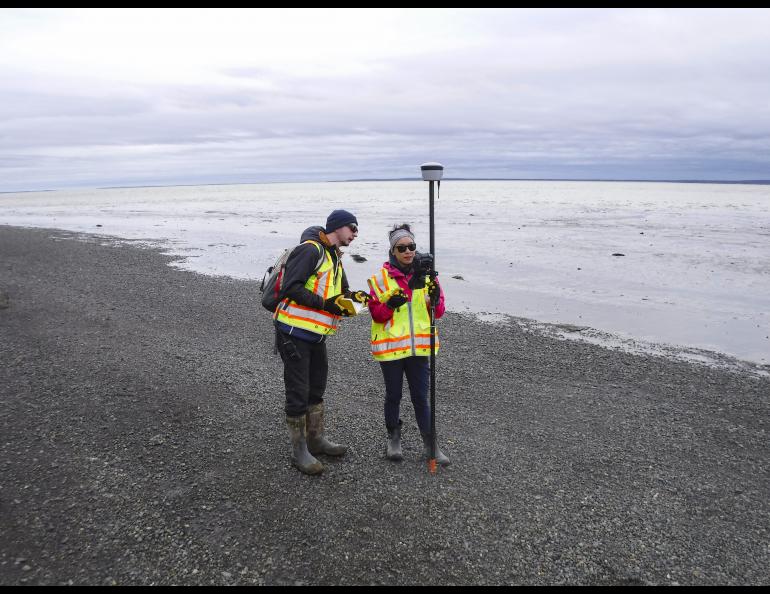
[347,223,358,233]
[395,243,417,253]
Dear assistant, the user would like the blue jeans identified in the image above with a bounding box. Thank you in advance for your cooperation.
[380,356,430,434]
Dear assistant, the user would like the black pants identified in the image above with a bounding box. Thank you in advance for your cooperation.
[380,356,431,434]
[276,331,328,417]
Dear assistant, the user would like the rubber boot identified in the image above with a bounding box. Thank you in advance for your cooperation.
[286,415,324,475]
[306,403,348,457]
[386,420,403,461]
[421,432,451,466]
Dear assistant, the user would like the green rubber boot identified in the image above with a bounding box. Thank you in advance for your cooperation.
[306,403,348,457]
[286,415,324,475]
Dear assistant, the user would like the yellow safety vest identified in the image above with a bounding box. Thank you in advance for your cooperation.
[368,267,439,361]
[274,241,343,336]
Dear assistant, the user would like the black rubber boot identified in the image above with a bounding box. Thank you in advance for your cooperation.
[386,420,403,461]
[286,415,324,475]
[421,432,451,466]
[306,403,348,457]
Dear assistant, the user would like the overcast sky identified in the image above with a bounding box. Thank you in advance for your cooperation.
[2,8,770,191]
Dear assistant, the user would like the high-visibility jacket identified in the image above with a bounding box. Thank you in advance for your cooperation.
[274,241,343,336]
[368,266,439,361]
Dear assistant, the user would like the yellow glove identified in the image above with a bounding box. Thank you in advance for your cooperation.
[379,287,400,303]
[426,278,441,302]
[381,287,408,310]
[349,290,370,305]
[323,294,357,317]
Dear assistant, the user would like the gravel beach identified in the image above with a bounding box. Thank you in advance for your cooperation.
[1,224,768,585]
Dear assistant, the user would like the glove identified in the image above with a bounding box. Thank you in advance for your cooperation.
[408,273,426,290]
[426,277,441,302]
[385,288,408,310]
[415,252,434,273]
[348,290,370,305]
[323,294,356,317]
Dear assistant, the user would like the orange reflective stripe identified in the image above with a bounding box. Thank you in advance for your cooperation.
[414,343,440,350]
[372,335,412,345]
[371,274,384,295]
[278,301,340,327]
[372,345,412,357]
[285,301,334,315]
[382,269,390,291]
[371,336,413,357]
[323,269,332,299]
[283,304,338,321]
[279,311,338,331]
[306,248,334,298]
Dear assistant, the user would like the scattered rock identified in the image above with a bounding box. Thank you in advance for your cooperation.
[350,254,367,263]
[452,275,465,280]
[612,253,625,257]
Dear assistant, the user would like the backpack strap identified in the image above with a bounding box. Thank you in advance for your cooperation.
[302,240,326,273]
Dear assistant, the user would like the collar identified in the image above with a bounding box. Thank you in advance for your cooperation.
[319,231,342,257]
[384,260,412,279]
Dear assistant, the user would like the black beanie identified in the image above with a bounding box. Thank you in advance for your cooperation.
[325,209,358,233]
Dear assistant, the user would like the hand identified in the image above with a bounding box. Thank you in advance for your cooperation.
[415,252,433,272]
[323,294,356,317]
[426,278,441,302]
[408,273,426,290]
[385,289,408,310]
[349,290,370,305]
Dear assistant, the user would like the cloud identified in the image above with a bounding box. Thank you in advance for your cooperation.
[1,8,770,190]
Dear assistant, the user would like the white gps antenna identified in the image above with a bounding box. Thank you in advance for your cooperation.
[420,162,444,181]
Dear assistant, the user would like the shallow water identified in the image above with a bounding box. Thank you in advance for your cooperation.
[1,180,768,364]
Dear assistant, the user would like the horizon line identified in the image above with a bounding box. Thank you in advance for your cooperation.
[2,177,769,193]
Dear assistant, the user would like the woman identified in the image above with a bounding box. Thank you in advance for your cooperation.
[367,223,450,465]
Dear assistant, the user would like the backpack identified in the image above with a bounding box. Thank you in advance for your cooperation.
[260,240,325,312]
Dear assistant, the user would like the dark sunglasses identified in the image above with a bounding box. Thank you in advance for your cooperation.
[347,223,358,233]
[395,243,417,253]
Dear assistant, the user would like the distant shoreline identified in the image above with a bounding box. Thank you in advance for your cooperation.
[338,178,770,185]
[3,178,769,194]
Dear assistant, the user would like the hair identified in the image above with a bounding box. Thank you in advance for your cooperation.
[389,223,412,237]
[388,223,416,252]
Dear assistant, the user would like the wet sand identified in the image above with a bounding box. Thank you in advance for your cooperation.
[1,225,768,585]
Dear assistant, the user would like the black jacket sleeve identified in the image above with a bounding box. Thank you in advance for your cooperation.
[281,243,326,309]
[341,267,350,295]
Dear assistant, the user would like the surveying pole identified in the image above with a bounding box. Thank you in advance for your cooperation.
[420,162,443,473]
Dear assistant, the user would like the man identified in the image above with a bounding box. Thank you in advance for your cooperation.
[273,209,369,475]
